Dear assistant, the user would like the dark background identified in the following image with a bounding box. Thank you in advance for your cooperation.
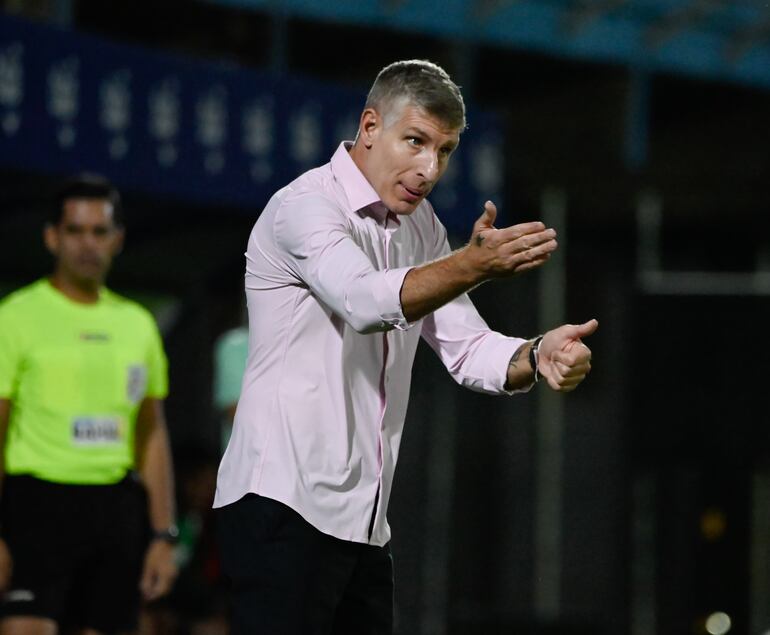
[1,1,769,634]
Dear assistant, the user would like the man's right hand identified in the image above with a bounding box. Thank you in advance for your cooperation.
[0,537,13,591]
[401,200,559,323]
[462,200,558,279]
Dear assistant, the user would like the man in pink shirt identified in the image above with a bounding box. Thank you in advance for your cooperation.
[214,59,597,634]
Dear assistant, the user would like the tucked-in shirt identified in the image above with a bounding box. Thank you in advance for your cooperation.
[0,279,168,485]
[214,142,527,546]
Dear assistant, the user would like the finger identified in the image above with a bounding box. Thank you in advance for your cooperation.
[551,349,592,370]
[140,569,154,599]
[546,372,565,392]
[484,200,497,224]
[504,239,558,270]
[512,237,558,260]
[552,360,576,377]
[141,557,164,599]
[147,573,172,600]
[472,200,498,234]
[552,360,591,378]
[562,365,591,380]
[513,255,552,273]
[493,222,549,245]
[565,319,599,340]
[559,372,588,387]
[548,373,583,392]
[542,358,589,390]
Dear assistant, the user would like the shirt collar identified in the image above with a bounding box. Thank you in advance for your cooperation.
[330,141,390,223]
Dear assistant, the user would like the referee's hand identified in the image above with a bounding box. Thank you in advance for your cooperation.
[140,539,178,601]
[0,537,12,591]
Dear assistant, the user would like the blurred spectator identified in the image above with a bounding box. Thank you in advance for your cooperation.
[0,174,177,634]
[213,324,248,453]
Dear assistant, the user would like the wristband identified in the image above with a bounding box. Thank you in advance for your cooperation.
[529,336,544,383]
[152,525,180,544]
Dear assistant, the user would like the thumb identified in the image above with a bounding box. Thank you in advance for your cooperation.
[139,555,157,598]
[140,568,153,598]
[567,318,599,340]
[472,200,497,234]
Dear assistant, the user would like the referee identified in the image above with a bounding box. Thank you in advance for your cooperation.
[0,175,177,634]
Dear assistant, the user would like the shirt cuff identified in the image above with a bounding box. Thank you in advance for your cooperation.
[374,266,413,331]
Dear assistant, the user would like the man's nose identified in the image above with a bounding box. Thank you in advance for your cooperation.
[80,231,101,249]
[416,152,439,182]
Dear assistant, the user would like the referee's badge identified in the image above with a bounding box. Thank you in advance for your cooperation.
[72,417,123,444]
[126,364,148,404]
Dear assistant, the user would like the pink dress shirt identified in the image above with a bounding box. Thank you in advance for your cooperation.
[213,142,527,546]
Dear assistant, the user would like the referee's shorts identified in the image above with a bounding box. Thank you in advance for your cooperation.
[0,473,150,632]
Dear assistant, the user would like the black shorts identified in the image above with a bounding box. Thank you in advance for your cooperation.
[0,473,150,631]
[216,494,394,635]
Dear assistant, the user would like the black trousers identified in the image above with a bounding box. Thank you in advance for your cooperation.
[216,494,393,635]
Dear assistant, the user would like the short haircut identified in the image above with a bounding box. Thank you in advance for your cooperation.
[365,59,466,131]
[52,173,123,227]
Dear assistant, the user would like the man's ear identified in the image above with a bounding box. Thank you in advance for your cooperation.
[358,108,380,149]
[43,223,59,257]
[111,227,125,256]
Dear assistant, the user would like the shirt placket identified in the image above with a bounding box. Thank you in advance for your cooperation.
[370,212,399,542]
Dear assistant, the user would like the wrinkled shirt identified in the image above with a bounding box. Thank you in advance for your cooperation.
[214,142,527,546]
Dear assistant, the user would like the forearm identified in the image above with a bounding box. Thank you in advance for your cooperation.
[135,400,178,599]
[400,207,557,323]
[142,427,175,531]
[401,247,485,323]
[136,400,176,532]
[504,339,537,391]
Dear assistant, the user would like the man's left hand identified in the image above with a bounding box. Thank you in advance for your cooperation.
[538,319,598,392]
[140,538,178,601]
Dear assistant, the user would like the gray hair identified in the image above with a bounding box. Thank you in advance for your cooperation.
[365,59,466,131]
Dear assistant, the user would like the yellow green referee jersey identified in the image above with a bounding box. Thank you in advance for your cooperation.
[0,279,168,485]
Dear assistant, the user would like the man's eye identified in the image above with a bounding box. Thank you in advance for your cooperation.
[407,137,421,146]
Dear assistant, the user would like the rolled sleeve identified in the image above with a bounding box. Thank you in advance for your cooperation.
[418,212,532,395]
[370,267,412,330]
[274,194,413,334]
[422,293,532,396]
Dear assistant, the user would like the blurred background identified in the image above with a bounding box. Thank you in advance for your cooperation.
[1,0,769,633]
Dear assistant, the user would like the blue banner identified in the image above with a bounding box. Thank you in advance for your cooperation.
[0,14,504,234]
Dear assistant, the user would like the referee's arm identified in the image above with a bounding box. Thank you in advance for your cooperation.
[134,397,178,600]
[0,399,12,591]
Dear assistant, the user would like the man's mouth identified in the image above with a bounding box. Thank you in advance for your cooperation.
[78,256,103,268]
[401,184,424,202]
